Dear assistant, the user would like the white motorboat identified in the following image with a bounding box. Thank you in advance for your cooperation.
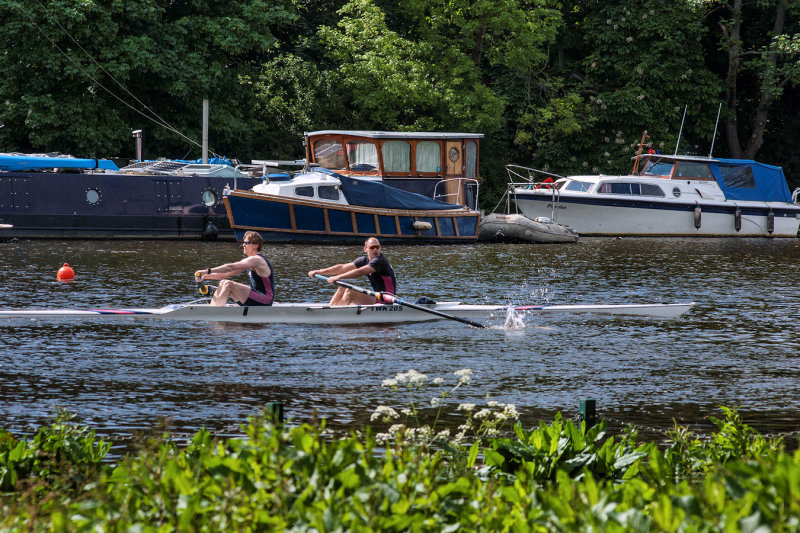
[508,153,800,237]
[0,300,694,325]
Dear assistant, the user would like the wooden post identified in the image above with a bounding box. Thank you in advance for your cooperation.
[579,398,596,430]
[265,401,284,424]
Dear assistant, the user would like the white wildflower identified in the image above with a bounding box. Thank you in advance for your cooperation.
[484,428,500,438]
[503,404,519,419]
[474,409,491,419]
[435,429,451,440]
[371,405,399,421]
[432,377,444,385]
[487,401,500,408]
[430,397,442,408]
[454,368,473,385]
[626,36,633,42]
[457,403,476,412]
[604,152,611,157]
[637,94,645,101]
[382,378,398,387]
[388,423,406,435]
[401,408,413,416]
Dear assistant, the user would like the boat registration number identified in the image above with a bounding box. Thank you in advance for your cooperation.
[369,305,403,312]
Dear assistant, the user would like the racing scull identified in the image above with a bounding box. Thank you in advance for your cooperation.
[0,300,695,325]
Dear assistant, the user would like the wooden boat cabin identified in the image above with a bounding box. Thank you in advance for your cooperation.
[304,130,482,208]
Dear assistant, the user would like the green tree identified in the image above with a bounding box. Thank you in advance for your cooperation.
[0,0,296,159]
[520,0,721,176]
[701,0,800,159]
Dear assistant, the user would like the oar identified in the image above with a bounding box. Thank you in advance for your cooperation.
[313,274,486,328]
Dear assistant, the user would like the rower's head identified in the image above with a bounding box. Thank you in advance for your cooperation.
[364,237,381,258]
[242,231,264,253]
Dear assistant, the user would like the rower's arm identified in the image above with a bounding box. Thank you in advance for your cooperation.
[331,264,375,281]
[308,262,355,278]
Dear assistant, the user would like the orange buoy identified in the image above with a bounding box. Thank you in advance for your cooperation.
[57,263,75,281]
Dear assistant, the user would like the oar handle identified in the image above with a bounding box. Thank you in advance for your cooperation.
[313,274,486,328]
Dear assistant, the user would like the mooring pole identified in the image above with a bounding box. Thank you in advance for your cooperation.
[265,401,285,424]
[579,398,596,430]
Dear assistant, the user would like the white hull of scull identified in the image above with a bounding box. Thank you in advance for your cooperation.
[0,301,695,324]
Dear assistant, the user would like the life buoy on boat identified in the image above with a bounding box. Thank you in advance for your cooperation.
[534,177,554,189]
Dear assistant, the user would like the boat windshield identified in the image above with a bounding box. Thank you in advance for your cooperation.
[564,180,591,192]
[641,158,675,176]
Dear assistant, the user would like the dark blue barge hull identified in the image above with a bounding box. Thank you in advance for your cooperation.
[224,190,480,243]
[0,171,262,239]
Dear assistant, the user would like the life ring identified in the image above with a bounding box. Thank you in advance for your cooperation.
[534,177,554,189]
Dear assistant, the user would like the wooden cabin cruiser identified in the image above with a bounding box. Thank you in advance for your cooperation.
[0,153,261,240]
[509,154,800,237]
[223,131,483,243]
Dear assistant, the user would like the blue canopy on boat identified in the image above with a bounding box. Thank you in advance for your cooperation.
[710,158,792,203]
[319,168,463,210]
[0,154,119,171]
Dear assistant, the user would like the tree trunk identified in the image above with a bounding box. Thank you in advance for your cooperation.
[723,0,743,158]
[743,0,787,159]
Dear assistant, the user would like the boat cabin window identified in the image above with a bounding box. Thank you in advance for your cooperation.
[313,140,346,170]
[674,161,713,180]
[719,164,756,188]
[640,184,665,197]
[346,141,378,171]
[318,185,340,201]
[465,140,478,178]
[382,141,411,172]
[295,186,314,197]
[416,141,441,173]
[564,180,592,192]
[598,182,665,197]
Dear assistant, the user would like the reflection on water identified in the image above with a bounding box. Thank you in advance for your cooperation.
[1,238,799,445]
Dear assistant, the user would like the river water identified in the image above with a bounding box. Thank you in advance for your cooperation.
[1,238,798,446]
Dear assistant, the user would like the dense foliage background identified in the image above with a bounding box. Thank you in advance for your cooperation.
[1,0,799,201]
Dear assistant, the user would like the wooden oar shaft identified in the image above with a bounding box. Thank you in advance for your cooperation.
[314,274,486,328]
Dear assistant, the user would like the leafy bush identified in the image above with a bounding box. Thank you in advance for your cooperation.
[1,402,798,531]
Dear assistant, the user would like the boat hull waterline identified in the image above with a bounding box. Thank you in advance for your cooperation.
[0,301,695,324]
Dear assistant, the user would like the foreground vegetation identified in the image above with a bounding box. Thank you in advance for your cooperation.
[1,402,798,530]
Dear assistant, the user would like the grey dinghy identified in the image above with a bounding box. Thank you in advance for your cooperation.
[0,300,695,325]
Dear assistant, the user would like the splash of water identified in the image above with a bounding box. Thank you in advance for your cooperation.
[503,306,526,330]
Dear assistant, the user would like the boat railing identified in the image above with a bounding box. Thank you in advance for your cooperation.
[433,178,480,210]
[793,187,800,205]
[505,164,566,184]
[504,180,562,223]
[232,160,312,192]
[504,164,565,223]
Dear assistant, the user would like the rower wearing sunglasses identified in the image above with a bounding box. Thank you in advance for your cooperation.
[195,231,274,307]
[308,237,396,306]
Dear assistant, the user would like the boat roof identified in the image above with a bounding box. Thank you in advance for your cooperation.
[306,130,484,140]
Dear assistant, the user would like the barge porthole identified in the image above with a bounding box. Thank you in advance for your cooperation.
[201,189,218,206]
[86,188,101,204]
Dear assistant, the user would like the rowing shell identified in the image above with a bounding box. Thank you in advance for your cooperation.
[0,301,695,325]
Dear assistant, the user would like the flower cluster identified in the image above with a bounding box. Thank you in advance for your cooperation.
[371,368,519,448]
